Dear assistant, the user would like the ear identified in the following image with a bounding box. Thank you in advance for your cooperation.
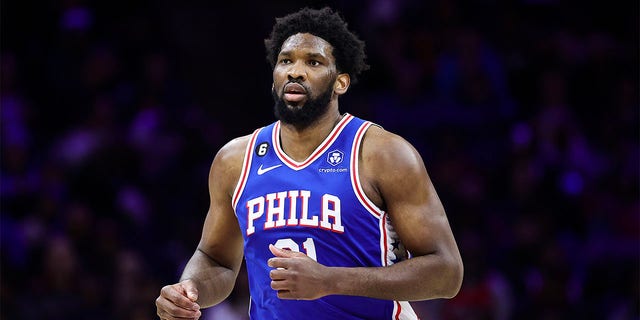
[333,73,350,95]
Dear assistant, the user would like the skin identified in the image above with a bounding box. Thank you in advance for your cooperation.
[156,32,463,320]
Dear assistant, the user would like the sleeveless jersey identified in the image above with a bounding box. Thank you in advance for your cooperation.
[232,114,418,320]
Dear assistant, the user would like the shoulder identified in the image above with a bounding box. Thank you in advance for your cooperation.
[357,124,429,209]
[209,133,255,195]
[215,134,254,165]
[361,124,424,173]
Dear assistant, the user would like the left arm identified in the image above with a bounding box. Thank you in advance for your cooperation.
[268,126,463,301]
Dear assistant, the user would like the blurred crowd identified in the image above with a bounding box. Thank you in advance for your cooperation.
[1,0,637,319]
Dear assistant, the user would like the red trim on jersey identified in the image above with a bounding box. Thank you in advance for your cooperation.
[350,122,384,218]
[382,213,389,265]
[232,128,260,209]
[273,113,354,170]
[395,301,402,319]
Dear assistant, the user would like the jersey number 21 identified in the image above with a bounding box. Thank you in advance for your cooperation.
[274,238,318,261]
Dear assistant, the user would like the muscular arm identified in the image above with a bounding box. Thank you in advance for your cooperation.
[180,136,248,307]
[332,126,463,300]
[268,126,463,301]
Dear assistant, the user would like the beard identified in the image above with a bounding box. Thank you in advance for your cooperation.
[272,80,334,128]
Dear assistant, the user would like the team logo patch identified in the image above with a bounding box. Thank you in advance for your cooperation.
[326,149,344,166]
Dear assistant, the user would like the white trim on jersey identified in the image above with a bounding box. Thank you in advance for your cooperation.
[232,128,261,210]
[349,121,385,218]
[379,212,389,266]
[273,113,354,170]
[393,301,419,320]
[384,216,419,320]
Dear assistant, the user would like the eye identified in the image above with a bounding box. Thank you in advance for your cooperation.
[279,58,292,64]
[309,60,321,66]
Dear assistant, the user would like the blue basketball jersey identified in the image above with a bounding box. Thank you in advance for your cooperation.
[232,114,418,320]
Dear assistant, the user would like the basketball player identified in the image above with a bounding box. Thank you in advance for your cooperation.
[156,7,463,320]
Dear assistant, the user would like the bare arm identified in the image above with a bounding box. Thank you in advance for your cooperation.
[331,126,463,300]
[268,126,463,301]
[156,136,248,319]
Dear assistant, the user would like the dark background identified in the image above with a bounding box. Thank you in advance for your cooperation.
[1,0,638,319]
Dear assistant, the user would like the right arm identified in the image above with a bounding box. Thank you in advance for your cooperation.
[156,136,249,320]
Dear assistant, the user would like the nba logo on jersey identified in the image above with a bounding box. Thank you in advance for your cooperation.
[327,149,344,166]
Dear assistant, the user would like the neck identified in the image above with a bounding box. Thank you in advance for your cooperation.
[279,107,343,162]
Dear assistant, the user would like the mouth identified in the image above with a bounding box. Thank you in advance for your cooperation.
[283,82,308,103]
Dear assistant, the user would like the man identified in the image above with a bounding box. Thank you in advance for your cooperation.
[156,7,463,320]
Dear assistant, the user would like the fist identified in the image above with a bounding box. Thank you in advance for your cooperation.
[155,279,201,320]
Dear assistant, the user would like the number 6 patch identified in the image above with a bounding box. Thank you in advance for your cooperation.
[256,142,269,156]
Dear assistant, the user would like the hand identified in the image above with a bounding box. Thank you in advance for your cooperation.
[156,279,202,320]
[267,244,332,300]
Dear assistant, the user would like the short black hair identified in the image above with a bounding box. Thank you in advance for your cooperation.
[265,7,369,83]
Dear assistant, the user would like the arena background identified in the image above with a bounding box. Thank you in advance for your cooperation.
[1,0,638,319]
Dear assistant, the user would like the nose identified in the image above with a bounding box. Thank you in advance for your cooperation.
[286,61,306,81]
